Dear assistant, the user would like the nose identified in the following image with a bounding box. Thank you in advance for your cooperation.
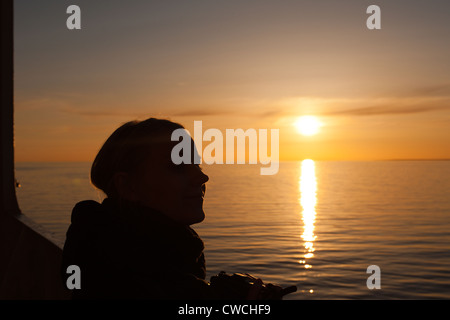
[199,168,209,185]
[192,165,209,187]
[195,167,209,195]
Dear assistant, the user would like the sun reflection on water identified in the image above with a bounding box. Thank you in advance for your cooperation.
[299,159,317,270]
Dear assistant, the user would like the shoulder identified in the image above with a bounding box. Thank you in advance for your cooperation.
[70,200,104,224]
[63,199,115,257]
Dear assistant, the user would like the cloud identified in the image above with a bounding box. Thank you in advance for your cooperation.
[404,84,450,97]
[57,106,151,119]
[17,83,450,121]
[323,101,450,116]
[274,87,450,119]
[170,109,232,117]
[325,85,450,117]
[61,105,269,119]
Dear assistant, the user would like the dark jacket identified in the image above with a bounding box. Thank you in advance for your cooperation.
[61,198,217,299]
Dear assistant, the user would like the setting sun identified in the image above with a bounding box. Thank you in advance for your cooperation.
[294,116,322,136]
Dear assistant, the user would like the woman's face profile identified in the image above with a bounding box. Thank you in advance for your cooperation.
[118,138,209,225]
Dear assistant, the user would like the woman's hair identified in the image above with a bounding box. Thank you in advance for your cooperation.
[90,117,184,198]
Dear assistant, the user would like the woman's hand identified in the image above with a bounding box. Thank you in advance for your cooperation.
[246,277,284,300]
[246,278,264,299]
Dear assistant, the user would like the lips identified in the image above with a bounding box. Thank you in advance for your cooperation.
[186,194,203,199]
[187,185,206,198]
[186,190,205,199]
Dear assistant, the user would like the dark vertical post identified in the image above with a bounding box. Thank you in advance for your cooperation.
[1,0,20,216]
[0,3,70,298]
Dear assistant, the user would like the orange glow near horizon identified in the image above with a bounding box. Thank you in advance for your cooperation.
[13,2,450,163]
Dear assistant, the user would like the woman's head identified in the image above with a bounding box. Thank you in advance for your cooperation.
[91,118,209,225]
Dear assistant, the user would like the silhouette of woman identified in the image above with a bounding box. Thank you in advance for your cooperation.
[61,118,286,299]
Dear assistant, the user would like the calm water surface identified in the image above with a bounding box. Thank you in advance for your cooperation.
[15,161,450,299]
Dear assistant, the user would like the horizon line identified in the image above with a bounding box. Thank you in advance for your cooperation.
[14,158,450,163]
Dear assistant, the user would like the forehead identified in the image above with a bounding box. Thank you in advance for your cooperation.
[138,137,199,165]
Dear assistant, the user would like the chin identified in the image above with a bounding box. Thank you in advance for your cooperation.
[189,210,205,225]
[183,209,205,225]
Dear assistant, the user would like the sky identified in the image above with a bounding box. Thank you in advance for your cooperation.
[13,0,450,162]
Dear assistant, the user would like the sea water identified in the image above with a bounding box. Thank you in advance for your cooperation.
[15,161,450,299]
